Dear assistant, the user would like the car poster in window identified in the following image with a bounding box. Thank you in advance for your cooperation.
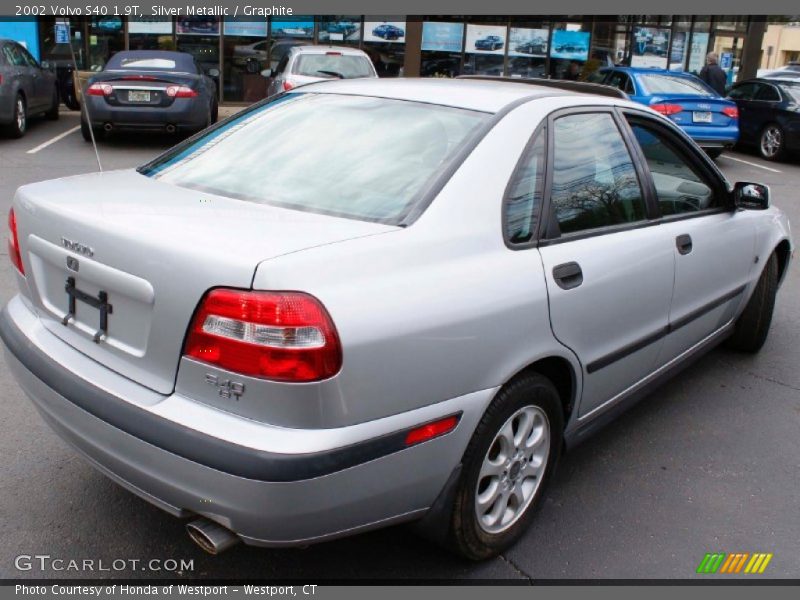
[223,17,268,38]
[669,31,687,70]
[466,24,507,55]
[421,22,464,53]
[176,16,220,36]
[271,18,314,39]
[550,30,590,61]
[318,17,361,43]
[508,28,549,57]
[364,21,406,44]
[687,32,709,74]
[128,16,172,35]
[631,27,670,68]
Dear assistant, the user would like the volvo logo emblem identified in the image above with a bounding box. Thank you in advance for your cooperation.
[66,256,80,272]
[61,237,94,258]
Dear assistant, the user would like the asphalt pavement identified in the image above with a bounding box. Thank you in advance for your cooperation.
[0,109,798,581]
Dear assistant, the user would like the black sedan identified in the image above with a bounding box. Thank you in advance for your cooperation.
[1,39,59,138]
[81,50,218,141]
[727,77,800,161]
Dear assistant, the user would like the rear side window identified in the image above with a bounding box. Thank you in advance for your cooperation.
[628,121,717,215]
[727,82,758,100]
[755,85,780,102]
[293,54,373,78]
[550,113,645,235]
[607,71,634,95]
[3,44,26,67]
[505,132,545,244]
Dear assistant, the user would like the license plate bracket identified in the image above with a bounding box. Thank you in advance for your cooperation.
[693,111,713,123]
[61,276,113,343]
[128,90,151,103]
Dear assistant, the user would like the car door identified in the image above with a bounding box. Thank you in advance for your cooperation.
[2,43,34,106]
[621,111,756,363]
[727,81,760,143]
[18,45,49,109]
[536,109,676,418]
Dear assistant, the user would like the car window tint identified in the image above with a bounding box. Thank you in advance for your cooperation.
[3,44,26,67]
[551,113,645,235]
[755,84,780,101]
[727,82,758,100]
[629,122,716,216]
[505,132,545,244]
[18,46,38,67]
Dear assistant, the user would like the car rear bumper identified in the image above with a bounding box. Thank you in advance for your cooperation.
[680,124,739,148]
[0,294,491,546]
[84,96,207,131]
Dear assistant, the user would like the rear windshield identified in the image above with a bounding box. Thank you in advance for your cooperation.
[293,54,374,78]
[119,58,176,69]
[638,74,715,97]
[139,94,488,224]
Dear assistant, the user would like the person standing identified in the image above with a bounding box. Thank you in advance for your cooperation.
[699,52,728,96]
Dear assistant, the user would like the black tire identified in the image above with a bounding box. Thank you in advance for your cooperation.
[211,100,218,124]
[63,89,80,111]
[758,124,786,162]
[449,373,563,560]
[80,117,97,142]
[46,87,60,120]
[726,253,778,353]
[705,148,723,159]
[5,94,26,138]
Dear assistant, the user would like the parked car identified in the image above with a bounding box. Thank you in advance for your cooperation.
[80,50,218,140]
[0,39,59,138]
[372,23,405,40]
[726,77,800,161]
[1,78,792,560]
[592,66,739,158]
[264,46,377,97]
[475,35,505,51]
[515,38,547,55]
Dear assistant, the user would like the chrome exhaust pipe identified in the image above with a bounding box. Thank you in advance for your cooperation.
[165,124,177,134]
[186,519,241,555]
[103,123,113,132]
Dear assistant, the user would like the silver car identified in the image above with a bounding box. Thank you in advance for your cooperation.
[0,39,59,138]
[263,45,377,96]
[1,78,793,560]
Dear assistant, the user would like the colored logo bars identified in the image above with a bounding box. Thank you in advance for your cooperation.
[696,552,773,574]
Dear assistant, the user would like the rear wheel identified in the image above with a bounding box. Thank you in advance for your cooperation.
[5,94,26,138]
[759,124,786,161]
[80,117,99,142]
[705,148,723,159]
[727,253,778,353]
[449,373,563,560]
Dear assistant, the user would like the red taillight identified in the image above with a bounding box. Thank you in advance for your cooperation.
[282,80,295,91]
[326,51,342,56]
[650,103,683,116]
[405,416,460,447]
[120,75,157,81]
[87,83,113,96]
[8,208,24,275]
[722,106,739,119]
[0,74,3,85]
[166,85,198,98]
[183,289,342,382]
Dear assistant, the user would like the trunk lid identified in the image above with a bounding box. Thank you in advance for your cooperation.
[14,169,394,394]
[648,95,737,127]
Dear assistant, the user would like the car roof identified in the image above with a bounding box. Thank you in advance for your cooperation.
[292,77,628,113]
[290,45,370,56]
[608,66,697,78]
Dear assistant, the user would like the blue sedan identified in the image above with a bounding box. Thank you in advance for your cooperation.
[590,67,739,157]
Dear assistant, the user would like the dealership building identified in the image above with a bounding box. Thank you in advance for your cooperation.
[0,15,767,104]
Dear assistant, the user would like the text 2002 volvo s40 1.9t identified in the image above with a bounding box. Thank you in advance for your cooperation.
[1,78,793,559]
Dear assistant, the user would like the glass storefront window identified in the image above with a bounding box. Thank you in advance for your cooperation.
[177,18,220,95]
[463,23,507,76]
[421,20,465,78]
[222,18,268,102]
[38,17,86,69]
[129,16,173,51]
[363,19,406,77]
[508,25,548,78]
[88,15,123,70]
[317,16,361,45]
[550,23,591,79]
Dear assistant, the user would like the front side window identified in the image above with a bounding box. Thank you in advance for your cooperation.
[628,121,716,216]
[141,94,489,224]
[550,113,645,235]
[505,132,545,244]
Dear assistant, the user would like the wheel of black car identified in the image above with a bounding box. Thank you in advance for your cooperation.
[726,253,778,353]
[211,100,219,124]
[705,148,723,159]
[46,87,60,120]
[449,373,563,560]
[80,117,97,142]
[64,89,80,111]
[759,124,786,161]
[6,94,26,138]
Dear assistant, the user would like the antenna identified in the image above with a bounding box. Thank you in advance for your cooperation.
[60,18,102,172]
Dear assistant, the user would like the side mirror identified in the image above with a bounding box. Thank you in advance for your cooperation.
[733,181,770,210]
[260,68,272,78]
[207,68,220,78]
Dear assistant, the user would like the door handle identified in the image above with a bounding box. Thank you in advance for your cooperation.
[552,261,583,290]
[676,234,693,255]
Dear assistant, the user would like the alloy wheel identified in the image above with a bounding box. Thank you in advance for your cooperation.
[16,98,26,133]
[760,126,782,159]
[475,405,550,534]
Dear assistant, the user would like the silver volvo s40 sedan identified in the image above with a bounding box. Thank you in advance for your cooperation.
[1,78,793,560]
